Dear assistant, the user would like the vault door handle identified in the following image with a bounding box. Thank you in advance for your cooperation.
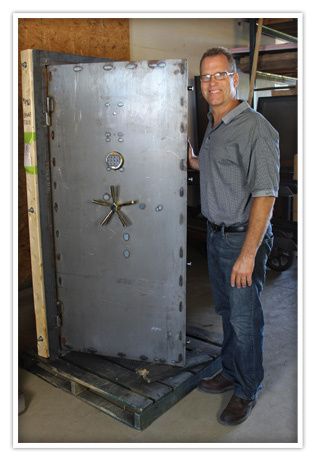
[92,185,138,228]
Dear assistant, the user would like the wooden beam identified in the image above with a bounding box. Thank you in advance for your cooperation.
[21,50,50,358]
[239,52,297,77]
[248,18,264,106]
[263,18,296,25]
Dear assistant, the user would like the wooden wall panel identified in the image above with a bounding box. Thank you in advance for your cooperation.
[18,18,130,288]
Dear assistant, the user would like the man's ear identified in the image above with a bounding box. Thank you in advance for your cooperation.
[233,72,239,89]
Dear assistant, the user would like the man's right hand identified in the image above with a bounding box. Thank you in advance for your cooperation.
[188,139,200,171]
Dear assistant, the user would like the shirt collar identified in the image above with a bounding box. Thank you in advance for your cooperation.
[207,100,250,125]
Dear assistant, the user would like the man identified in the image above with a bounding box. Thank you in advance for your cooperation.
[188,47,280,426]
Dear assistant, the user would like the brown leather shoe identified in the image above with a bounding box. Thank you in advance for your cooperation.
[219,394,256,425]
[198,372,234,394]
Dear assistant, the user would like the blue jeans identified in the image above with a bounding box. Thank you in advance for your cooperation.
[207,222,274,400]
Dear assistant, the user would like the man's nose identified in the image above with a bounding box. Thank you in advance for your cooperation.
[208,76,217,86]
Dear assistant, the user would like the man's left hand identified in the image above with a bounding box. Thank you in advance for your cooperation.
[230,255,255,288]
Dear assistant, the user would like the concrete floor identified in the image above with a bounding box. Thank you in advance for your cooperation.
[18,242,298,444]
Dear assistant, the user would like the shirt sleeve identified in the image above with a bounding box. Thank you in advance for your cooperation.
[247,116,280,198]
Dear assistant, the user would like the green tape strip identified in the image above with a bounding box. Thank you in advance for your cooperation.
[24,132,36,143]
[25,166,38,175]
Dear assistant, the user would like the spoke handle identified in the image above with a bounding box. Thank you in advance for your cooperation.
[92,186,137,228]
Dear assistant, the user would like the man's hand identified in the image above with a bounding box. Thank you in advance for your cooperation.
[230,254,255,288]
[229,196,275,288]
[188,139,200,171]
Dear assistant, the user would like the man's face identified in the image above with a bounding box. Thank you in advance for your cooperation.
[200,55,239,109]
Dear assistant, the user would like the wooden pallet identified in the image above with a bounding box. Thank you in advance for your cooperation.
[21,331,222,430]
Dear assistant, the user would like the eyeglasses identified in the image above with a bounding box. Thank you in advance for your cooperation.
[200,71,234,82]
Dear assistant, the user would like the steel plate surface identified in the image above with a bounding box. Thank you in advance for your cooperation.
[48,59,188,365]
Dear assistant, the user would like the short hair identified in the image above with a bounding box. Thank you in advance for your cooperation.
[200,47,237,73]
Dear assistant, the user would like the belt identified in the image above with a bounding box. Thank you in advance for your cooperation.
[208,221,247,233]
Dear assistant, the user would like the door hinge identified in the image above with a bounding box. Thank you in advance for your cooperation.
[45,96,54,126]
[56,314,62,327]
[56,300,63,327]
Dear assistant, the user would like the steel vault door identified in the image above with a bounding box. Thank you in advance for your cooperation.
[48,59,188,366]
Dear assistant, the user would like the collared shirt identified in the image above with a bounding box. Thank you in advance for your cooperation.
[199,100,280,227]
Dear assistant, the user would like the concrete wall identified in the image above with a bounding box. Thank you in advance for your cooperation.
[130,19,251,75]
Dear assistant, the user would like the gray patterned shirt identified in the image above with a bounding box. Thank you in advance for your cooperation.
[199,100,280,227]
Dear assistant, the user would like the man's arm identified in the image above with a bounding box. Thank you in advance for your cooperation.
[188,140,200,171]
[230,196,275,288]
